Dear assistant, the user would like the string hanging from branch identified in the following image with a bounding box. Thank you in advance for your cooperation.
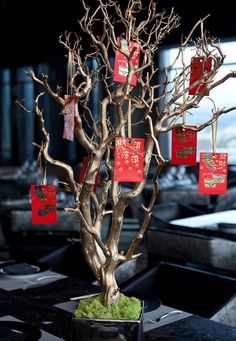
[211,115,219,154]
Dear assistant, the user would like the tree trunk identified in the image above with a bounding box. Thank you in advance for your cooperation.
[81,224,120,306]
[100,256,120,306]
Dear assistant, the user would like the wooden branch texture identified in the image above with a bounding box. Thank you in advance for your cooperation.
[17,0,236,306]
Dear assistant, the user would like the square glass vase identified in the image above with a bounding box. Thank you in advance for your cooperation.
[71,300,144,341]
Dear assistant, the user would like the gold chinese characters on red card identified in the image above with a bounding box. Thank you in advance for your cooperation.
[114,138,145,182]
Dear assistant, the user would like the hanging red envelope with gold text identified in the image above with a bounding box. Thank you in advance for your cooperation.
[189,56,212,96]
[31,184,57,224]
[79,156,100,192]
[114,137,145,182]
[198,152,228,195]
[172,126,197,165]
[113,37,141,86]
[63,95,78,141]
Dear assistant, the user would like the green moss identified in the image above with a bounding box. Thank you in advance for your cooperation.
[74,293,142,320]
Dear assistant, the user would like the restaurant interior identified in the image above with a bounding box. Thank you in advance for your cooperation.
[0,1,236,340]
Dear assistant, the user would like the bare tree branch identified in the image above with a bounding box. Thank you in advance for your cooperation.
[18,0,236,307]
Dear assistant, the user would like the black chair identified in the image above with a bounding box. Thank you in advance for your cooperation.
[120,261,236,318]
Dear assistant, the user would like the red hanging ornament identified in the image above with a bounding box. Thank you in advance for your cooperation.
[114,137,145,182]
[31,184,57,224]
[198,152,228,195]
[113,37,141,86]
[189,56,212,95]
[172,126,197,165]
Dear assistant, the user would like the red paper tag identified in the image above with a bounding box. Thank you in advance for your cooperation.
[63,95,78,141]
[79,156,100,192]
[113,38,140,86]
[114,138,145,182]
[31,184,57,224]
[199,152,228,195]
[172,126,197,165]
[189,57,212,95]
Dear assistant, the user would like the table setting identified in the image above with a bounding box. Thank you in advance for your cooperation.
[0,274,235,340]
[0,261,67,291]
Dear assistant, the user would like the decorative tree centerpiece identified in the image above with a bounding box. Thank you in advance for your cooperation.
[18,0,236,313]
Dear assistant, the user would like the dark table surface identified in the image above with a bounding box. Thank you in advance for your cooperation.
[0,277,236,340]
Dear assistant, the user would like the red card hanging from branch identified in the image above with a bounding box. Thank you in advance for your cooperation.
[171,126,197,165]
[63,95,78,141]
[79,156,100,192]
[113,38,141,86]
[198,152,228,195]
[31,184,57,224]
[114,138,145,182]
[189,57,212,96]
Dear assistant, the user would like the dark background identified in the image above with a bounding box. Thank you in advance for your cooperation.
[0,0,235,68]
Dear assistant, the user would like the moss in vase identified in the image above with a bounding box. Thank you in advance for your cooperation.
[74,293,141,320]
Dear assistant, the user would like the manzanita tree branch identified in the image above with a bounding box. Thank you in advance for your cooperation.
[17,0,236,307]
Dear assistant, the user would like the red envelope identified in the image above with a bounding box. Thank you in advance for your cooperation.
[114,137,145,182]
[113,38,140,86]
[63,95,78,141]
[198,152,228,195]
[79,156,100,192]
[172,126,197,165]
[31,184,57,224]
[189,57,212,95]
